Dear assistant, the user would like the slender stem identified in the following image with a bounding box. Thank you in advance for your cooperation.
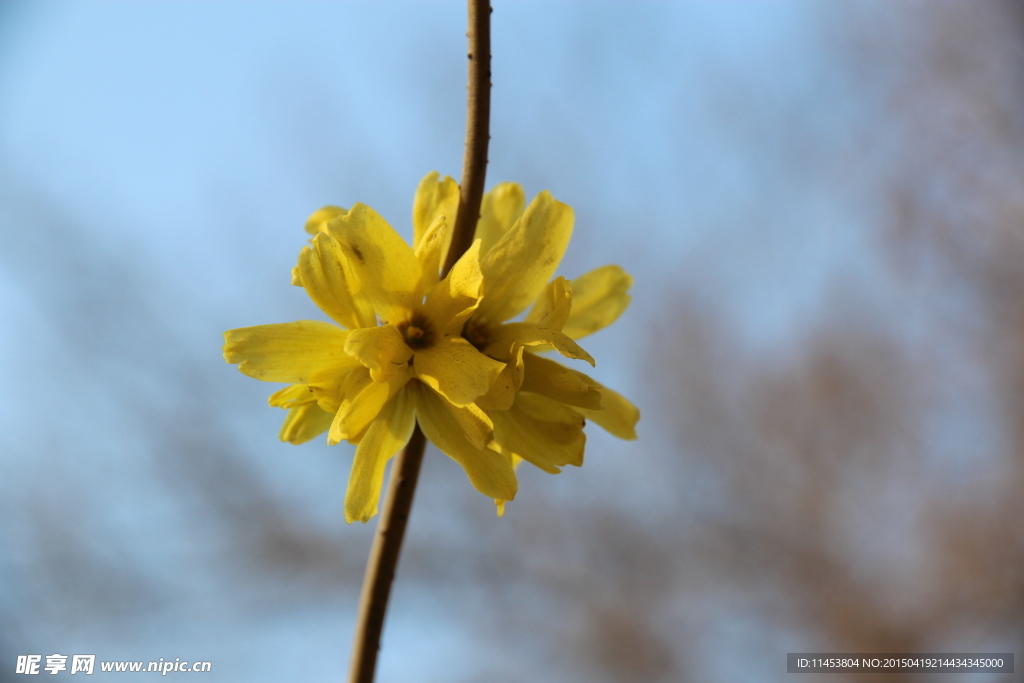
[347,427,426,683]
[445,0,493,275]
[347,2,492,682]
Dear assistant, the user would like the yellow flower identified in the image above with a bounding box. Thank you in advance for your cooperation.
[223,172,638,522]
[443,175,639,513]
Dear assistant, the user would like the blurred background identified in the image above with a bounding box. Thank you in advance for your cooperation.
[1,1,1022,681]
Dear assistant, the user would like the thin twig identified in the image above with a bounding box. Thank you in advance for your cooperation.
[347,2,492,682]
[445,0,493,275]
[347,427,426,683]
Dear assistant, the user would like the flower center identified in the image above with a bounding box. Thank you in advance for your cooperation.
[398,314,435,350]
[462,318,491,351]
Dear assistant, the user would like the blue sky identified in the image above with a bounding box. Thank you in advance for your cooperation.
[0,2,893,681]
[0,1,869,351]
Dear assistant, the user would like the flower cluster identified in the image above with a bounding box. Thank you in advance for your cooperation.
[223,172,638,522]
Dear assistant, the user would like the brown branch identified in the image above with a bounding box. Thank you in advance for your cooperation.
[445,0,492,276]
[347,2,492,682]
[347,427,426,683]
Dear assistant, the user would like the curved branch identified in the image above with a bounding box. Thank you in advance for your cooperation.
[347,2,492,682]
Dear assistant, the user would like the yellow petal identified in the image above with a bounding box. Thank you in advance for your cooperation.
[475,344,525,411]
[413,338,505,407]
[436,393,494,450]
[223,321,355,383]
[327,203,421,325]
[484,322,595,367]
[524,276,572,331]
[490,392,586,473]
[413,215,446,292]
[269,384,334,444]
[562,265,633,340]
[291,266,302,287]
[421,240,484,337]
[298,232,376,330]
[279,402,335,445]
[328,367,411,445]
[305,205,348,236]
[268,383,317,408]
[475,182,525,256]
[344,325,413,381]
[344,388,416,523]
[490,444,520,516]
[573,383,640,440]
[412,171,459,262]
[314,365,370,415]
[414,384,517,501]
[475,191,574,324]
[519,353,602,409]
